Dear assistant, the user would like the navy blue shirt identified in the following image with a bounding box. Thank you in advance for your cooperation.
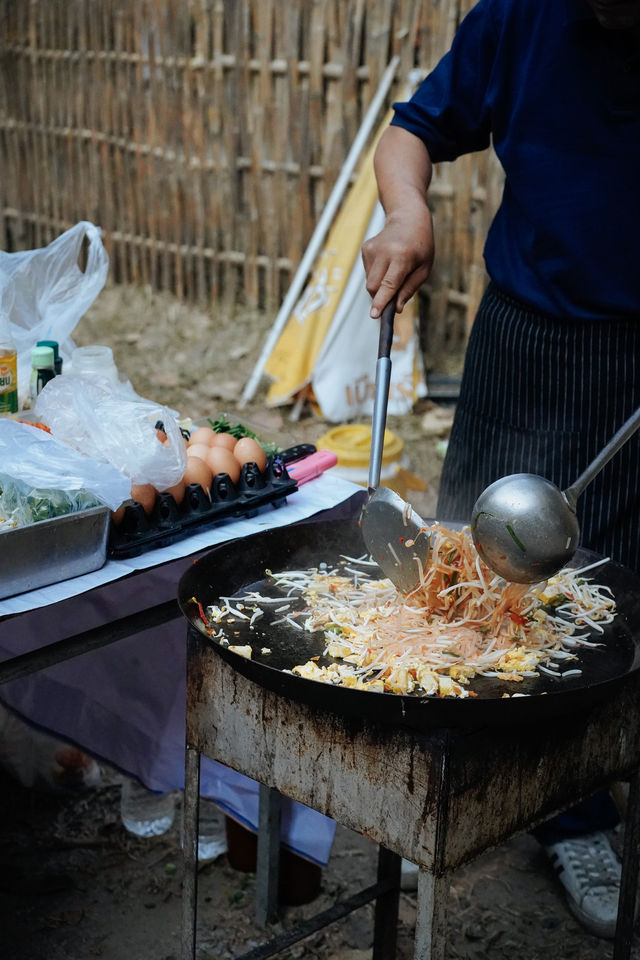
[391,0,640,320]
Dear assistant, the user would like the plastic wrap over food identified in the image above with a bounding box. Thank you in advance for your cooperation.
[35,374,187,488]
[0,419,131,523]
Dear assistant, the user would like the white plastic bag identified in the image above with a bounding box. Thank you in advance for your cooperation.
[35,374,187,489]
[0,419,131,519]
[0,222,109,401]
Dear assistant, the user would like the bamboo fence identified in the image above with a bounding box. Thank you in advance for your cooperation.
[0,0,503,360]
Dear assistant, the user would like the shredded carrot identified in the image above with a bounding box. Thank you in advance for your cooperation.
[192,597,208,625]
[261,525,616,698]
[198,529,616,700]
[20,420,51,433]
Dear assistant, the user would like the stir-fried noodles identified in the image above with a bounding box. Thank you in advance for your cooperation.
[198,523,616,698]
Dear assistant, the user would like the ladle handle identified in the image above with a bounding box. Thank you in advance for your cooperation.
[564,404,640,510]
[368,298,396,490]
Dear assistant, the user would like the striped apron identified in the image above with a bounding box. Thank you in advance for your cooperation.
[437,282,640,574]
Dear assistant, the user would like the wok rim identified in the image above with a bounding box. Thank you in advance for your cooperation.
[178,494,640,729]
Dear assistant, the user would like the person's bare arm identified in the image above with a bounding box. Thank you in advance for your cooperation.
[361,126,435,318]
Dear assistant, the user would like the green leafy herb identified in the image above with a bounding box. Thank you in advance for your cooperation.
[208,414,258,440]
[548,593,569,607]
[506,524,526,553]
[207,414,279,456]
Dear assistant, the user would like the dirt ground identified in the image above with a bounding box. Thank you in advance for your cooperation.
[0,761,634,960]
[1,283,638,959]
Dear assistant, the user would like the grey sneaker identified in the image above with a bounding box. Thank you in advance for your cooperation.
[544,831,621,939]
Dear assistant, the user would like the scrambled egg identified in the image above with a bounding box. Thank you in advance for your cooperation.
[291,659,469,698]
[496,646,542,675]
[228,644,252,659]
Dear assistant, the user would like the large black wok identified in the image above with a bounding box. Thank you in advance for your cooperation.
[178,492,640,728]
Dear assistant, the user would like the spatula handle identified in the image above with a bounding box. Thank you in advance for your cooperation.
[377,296,395,360]
[368,298,397,490]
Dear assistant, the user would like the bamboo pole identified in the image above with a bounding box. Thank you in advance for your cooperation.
[240,53,400,407]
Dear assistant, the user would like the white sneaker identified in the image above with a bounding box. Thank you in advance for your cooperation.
[544,831,621,939]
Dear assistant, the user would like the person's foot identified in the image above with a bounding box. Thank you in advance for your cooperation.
[543,831,621,939]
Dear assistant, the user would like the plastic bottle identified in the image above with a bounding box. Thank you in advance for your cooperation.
[120,777,176,837]
[71,344,119,384]
[29,345,56,406]
[0,311,18,415]
[195,798,228,861]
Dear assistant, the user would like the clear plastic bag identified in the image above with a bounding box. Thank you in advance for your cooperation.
[0,222,109,401]
[34,374,187,489]
[0,419,131,521]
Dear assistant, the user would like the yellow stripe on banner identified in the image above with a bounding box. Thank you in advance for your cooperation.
[264,109,394,405]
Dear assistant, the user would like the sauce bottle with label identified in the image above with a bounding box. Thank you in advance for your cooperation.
[0,311,18,415]
[29,344,56,406]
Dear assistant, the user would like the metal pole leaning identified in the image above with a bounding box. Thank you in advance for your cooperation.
[239,54,400,408]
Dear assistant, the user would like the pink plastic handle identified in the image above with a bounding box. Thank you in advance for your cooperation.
[287,450,338,485]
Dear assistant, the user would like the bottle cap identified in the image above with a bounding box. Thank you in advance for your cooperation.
[37,339,60,360]
[31,345,55,367]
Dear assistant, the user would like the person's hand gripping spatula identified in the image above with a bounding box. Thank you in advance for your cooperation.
[360,298,430,593]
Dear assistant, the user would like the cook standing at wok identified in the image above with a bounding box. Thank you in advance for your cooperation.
[362,0,640,940]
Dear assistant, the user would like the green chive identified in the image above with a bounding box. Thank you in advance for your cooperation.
[506,524,526,553]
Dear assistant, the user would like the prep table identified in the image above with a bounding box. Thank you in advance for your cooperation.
[0,472,359,865]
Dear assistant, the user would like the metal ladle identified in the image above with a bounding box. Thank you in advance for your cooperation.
[471,404,640,583]
[360,298,430,593]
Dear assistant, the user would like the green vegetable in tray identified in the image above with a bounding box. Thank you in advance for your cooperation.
[25,488,102,524]
[0,474,102,529]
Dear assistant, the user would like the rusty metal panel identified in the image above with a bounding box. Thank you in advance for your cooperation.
[441,678,640,866]
[187,638,445,867]
[186,633,640,873]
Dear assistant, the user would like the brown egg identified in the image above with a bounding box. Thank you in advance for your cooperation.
[188,426,217,447]
[206,445,241,484]
[186,442,211,462]
[111,501,130,526]
[183,456,213,495]
[130,483,157,516]
[233,436,267,473]
[163,477,186,505]
[211,431,237,452]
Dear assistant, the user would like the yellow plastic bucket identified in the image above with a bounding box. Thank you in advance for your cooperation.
[315,424,424,498]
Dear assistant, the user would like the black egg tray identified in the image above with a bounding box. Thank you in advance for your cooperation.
[107,456,298,559]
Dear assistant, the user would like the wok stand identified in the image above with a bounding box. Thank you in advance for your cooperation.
[182,625,640,959]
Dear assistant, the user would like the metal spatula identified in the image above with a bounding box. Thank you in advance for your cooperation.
[360,298,430,593]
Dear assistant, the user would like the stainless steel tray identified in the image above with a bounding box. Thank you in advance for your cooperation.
[0,505,110,600]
